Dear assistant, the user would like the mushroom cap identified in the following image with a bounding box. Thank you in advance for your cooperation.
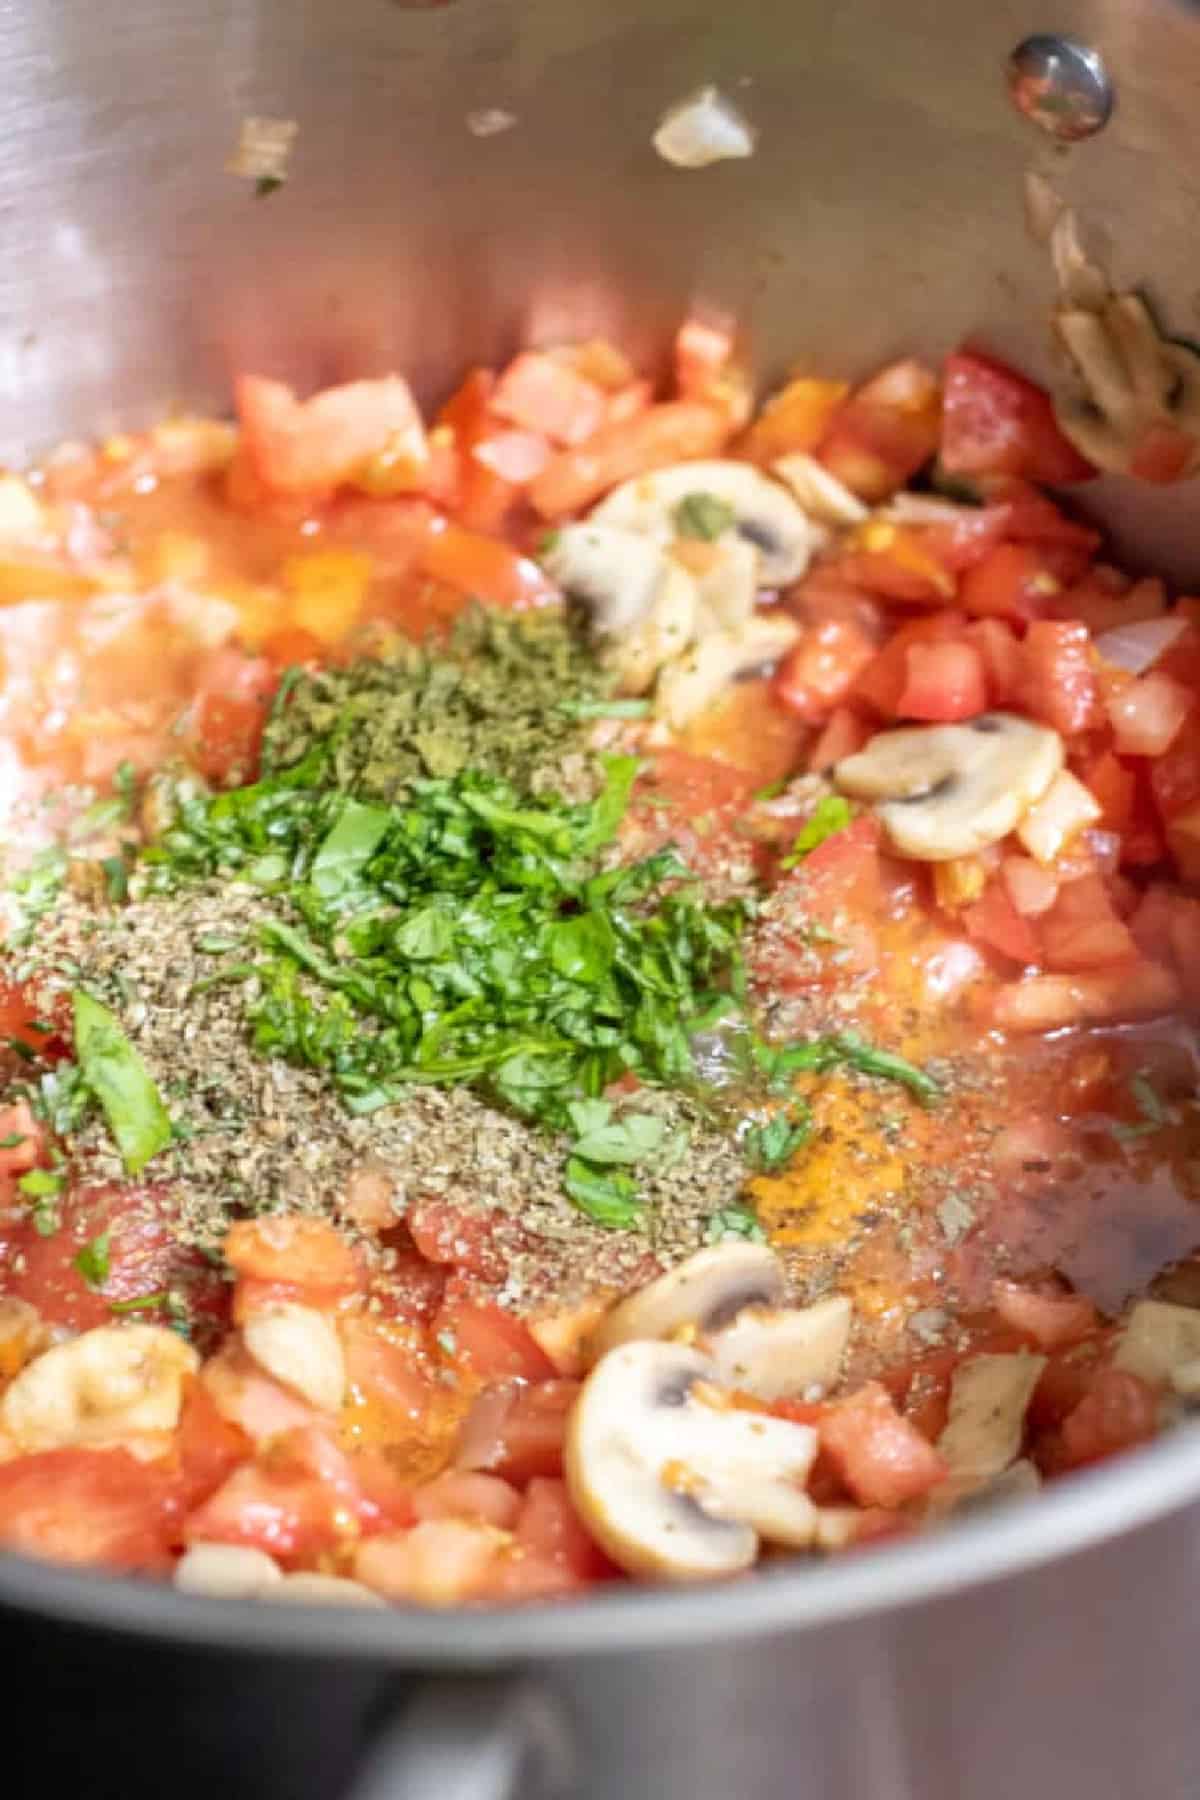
[542,522,676,637]
[834,713,1064,861]
[654,612,799,729]
[591,1242,787,1360]
[591,459,823,587]
[565,1339,818,1582]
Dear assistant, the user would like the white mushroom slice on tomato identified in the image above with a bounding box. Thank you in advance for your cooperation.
[0,1323,199,1453]
[613,562,700,695]
[1113,1299,1200,1389]
[542,522,684,638]
[672,534,760,631]
[590,460,823,588]
[771,453,869,528]
[591,1242,787,1361]
[704,1295,853,1402]
[834,713,1064,861]
[936,1351,1046,1483]
[174,1544,285,1598]
[565,1341,818,1581]
[1053,292,1200,481]
[655,612,799,729]
[268,1573,387,1608]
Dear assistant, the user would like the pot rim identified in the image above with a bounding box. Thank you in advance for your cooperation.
[2,1416,1198,1660]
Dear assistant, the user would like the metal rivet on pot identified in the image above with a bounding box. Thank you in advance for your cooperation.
[1006,34,1114,141]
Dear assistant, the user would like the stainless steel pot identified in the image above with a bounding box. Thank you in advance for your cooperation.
[3,2,1200,1795]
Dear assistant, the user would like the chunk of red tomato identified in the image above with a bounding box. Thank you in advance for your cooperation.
[435,1299,555,1384]
[489,1477,617,1600]
[818,1382,947,1508]
[897,638,987,722]
[773,616,879,724]
[1019,620,1101,737]
[235,373,428,497]
[454,1379,579,1483]
[992,1282,1099,1352]
[0,1449,178,1571]
[1037,873,1138,973]
[961,881,1041,967]
[406,1198,502,1280]
[1056,1368,1159,1470]
[940,350,1095,485]
[817,360,942,501]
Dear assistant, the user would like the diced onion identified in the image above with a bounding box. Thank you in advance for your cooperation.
[653,87,756,169]
[1093,615,1188,675]
[1016,770,1102,866]
[879,494,978,528]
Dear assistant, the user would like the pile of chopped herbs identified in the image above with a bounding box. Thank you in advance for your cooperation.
[259,605,612,802]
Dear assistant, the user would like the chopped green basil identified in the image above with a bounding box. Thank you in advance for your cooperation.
[310,799,392,899]
[780,795,853,870]
[0,1131,26,1149]
[673,492,736,542]
[1112,1071,1169,1141]
[563,1156,642,1229]
[73,1230,111,1289]
[17,1167,64,1198]
[71,991,173,1174]
[705,1204,767,1244]
[556,697,652,721]
[743,1106,812,1173]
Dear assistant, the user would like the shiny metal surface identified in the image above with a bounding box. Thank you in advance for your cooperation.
[2,1,1200,1793]
[1007,33,1114,140]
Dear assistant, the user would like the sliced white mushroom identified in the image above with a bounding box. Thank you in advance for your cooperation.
[771,454,869,528]
[565,1340,818,1581]
[1053,290,1200,480]
[1113,1299,1200,1388]
[927,1457,1043,1519]
[591,460,823,588]
[936,1352,1046,1482]
[834,714,1064,861]
[542,522,684,638]
[705,1295,853,1401]
[0,1324,199,1453]
[242,1303,346,1413]
[655,612,799,729]
[592,1242,787,1360]
[672,534,761,630]
[611,560,700,695]
[174,1544,285,1598]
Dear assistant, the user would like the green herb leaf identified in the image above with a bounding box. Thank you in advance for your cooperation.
[310,800,392,899]
[569,1109,666,1166]
[556,697,652,721]
[705,1205,767,1244]
[743,1106,812,1172]
[580,754,640,852]
[833,1032,942,1104]
[101,855,129,902]
[1111,1070,1169,1140]
[73,1231,111,1289]
[17,1167,64,1198]
[673,492,736,542]
[0,1132,26,1149]
[563,1156,642,1228]
[109,1291,168,1316]
[780,796,853,870]
[71,990,173,1173]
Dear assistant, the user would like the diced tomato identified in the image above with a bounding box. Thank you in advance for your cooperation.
[530,402,730,518]
[834,524,956,605]
[807,705,870,772]
[966,617,1023,706]
[1106,671,1193,759]
[1018,620,1101,736]
[470,430,551,484]
[818,1382,947,1508]
[1079,749,1135,840]
[958,543,1055,626]
[184,1426,378,1564]
[962,880,1041,966]
[235,374,428,497]
[418,516,557,610]
[739,376,849,464]
[674,316,736,399]
[992,1283,1099,1351]
[852,612,967,717]
[1038,873,1138,972]
[174,1379,253,1510]
[6,1182,229,1337]
[940,350,1095,485]
[224,1216,362,1309]
[988,959,1179,1031]
[0,1099,43,1175]
[339,1316,439,1428]
[355,1518,506,1605]
[406,1198,502,1281]
[454,1379,579,1483]
[0,1449,178,1571]
[0,981,69,1059]
[1128,422,1197,485]
[413,1470,521,1529]
[912,504,1010,573]
[898,638,987,722]
[436,1299,555,1383]
[1027,1340,1111,1434]
[489,1477,615,1599]
[1056,1368,1159,1470]
[998,483,1101,552]
[773,616,879,722]
[817,360,942,501]
[490,352,606,447]
[1001,854,1059,919]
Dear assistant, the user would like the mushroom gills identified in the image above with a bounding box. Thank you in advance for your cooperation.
[834,713,1064,861]
[591,1242,787,1360]
[590,459,824,587]
[565,1340,818,1582]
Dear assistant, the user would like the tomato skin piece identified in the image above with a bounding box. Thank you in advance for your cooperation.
[807,705,870,772]
[1019,620,1101,737]
[1057,1368,1159,1470]
[818,1382,947,1508]
[435,1300,555,1383]
[898,639,987,722]
[235,374,428,498]
[941,350,1095,485]
[992,1283,1099,1352]
[0,1448,179,1571]
[773,616,879,723]
[817,360,942,501]
[529,402,730,519]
